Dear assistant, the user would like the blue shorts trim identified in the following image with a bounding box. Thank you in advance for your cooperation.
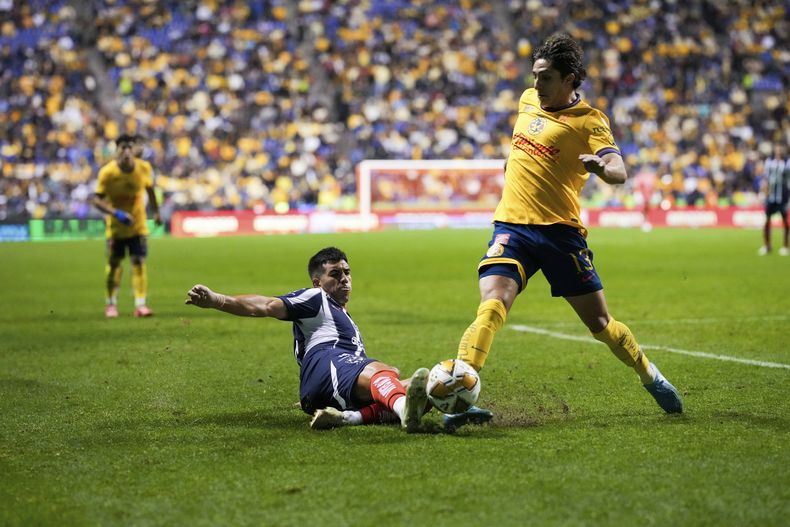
[298,348,376,415]
[477,222,603,297]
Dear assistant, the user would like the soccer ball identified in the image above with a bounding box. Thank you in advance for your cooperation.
[426,359,481,414]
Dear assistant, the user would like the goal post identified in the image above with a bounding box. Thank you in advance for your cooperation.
[356,159,506,217]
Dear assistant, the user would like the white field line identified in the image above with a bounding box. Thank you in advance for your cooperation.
[529,315,790,328]
[509,324,790,370]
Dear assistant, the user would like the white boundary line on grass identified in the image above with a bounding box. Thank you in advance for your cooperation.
[532,314,790,328]
[510,324,790,370]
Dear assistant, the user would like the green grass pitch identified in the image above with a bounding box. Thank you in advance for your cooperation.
[1,228,788,526]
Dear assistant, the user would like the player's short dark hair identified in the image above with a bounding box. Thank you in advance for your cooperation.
[532,33,586,89]
[308,247,348,278]
[116,134,136,147]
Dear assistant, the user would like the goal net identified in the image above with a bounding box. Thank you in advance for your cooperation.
[356,159,506,217]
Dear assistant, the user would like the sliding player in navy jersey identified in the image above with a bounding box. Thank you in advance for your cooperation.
[758,144,789,256]
[186,246,492,432]
[456,34,683,414]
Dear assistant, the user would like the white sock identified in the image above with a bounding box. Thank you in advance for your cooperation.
[392,396,406,421]
[135,297,146,307]
[341,410,363,426]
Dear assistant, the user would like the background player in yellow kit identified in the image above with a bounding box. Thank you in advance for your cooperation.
[457,33,683,414]
[92,134,162,318]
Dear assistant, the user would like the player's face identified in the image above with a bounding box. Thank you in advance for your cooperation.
[117,142,135,172]
[314,260,352,305]
[532,59,575,108]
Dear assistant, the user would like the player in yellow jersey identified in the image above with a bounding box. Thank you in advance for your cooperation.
[457,34,683,414]
[92,134,162,318]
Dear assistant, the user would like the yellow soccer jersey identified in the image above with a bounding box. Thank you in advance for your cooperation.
[95,159,153,238]
[494,88,620,236]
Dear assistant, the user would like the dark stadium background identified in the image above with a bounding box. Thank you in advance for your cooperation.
[0,0,786,239]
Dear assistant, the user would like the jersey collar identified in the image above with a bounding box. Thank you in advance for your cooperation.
[541,92,581,112]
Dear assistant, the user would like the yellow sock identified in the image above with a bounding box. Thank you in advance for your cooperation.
[131,262,147,305]
[105,264,122,303]
[457,299,507,372]
[592,318,654,384]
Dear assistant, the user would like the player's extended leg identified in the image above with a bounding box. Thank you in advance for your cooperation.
[759,214,772,255]
[105,256,123,318]
[104,237,125,318]
[130,255,153,317]
[566,290,683,414]
[310,403,399,430]
[129,236,153,317]
[353,362,429,432]
[780,212,789,255]
[456,274,517,372]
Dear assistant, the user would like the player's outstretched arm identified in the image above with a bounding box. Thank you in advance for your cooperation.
[185,284,288,319]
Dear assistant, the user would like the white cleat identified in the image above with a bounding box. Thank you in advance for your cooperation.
[402,368,429,433]
[779,247,789,256]
[310,407,345,430]
[758,246,769,256]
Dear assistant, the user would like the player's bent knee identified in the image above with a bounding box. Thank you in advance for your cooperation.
[357,362,399,383]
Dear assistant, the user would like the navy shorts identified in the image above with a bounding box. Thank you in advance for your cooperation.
[107,235,148,259]
[766,201,788,218]
[478,222,603,297]
[298,348,376,415]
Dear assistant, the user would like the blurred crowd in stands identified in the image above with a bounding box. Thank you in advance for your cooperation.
[0,0,787,221]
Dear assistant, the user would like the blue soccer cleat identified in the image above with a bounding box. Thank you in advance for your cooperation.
[442,405,494,433]
[402,367,429,433]
[643,363,684,414]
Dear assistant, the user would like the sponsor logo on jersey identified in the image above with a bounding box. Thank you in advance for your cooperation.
[512,132,560,159]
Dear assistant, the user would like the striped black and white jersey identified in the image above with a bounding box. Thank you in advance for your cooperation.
[764,157,789,205]
[277,287,365,364]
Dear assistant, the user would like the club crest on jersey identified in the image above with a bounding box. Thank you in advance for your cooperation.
[486,243,504,257]
[486,234,509,257]
[528,117,546,135]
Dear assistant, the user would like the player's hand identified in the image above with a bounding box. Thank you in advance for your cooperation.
[153,212,163,226]
[113,209,133,225]
[579,154,606,176]
[186,284,222,308]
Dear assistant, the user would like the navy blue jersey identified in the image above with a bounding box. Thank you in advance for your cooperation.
[764,157,789,205]
[277,287,366,364]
